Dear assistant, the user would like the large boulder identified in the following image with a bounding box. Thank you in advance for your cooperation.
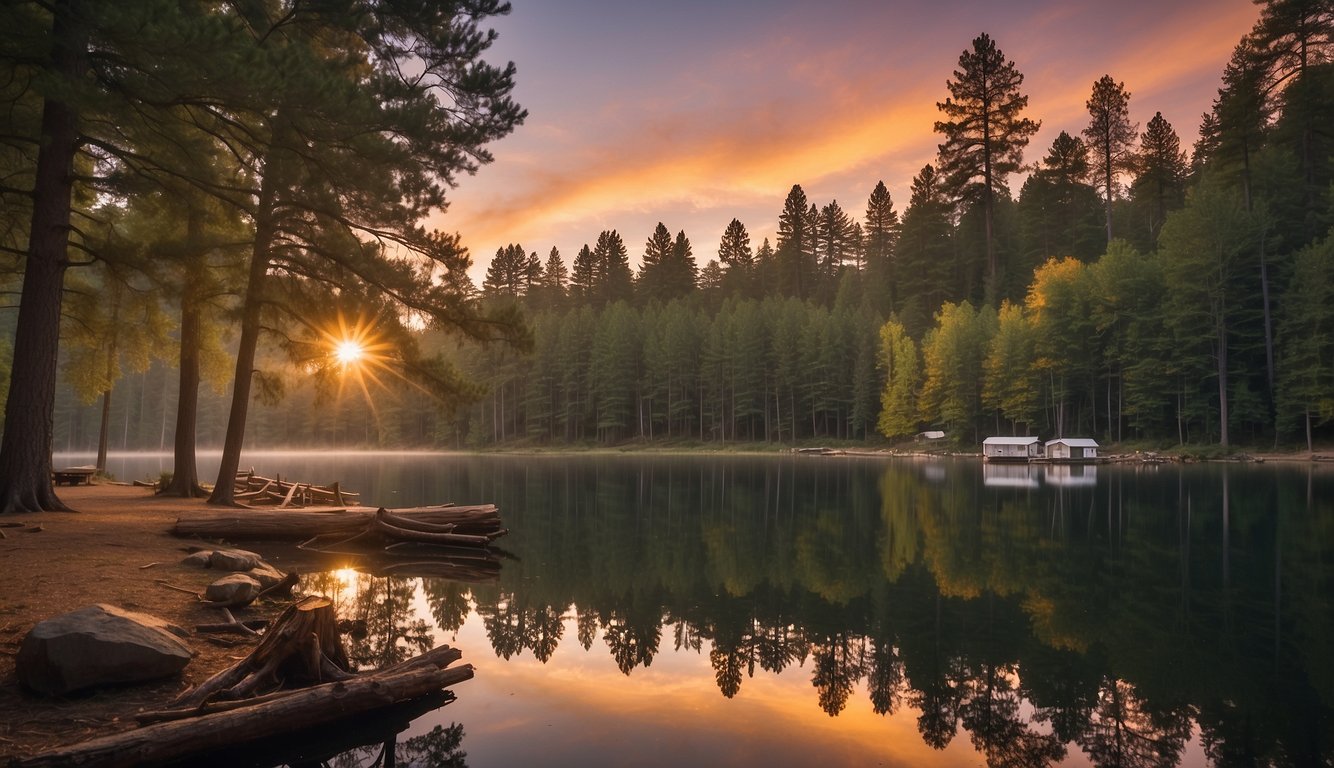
[17,604,192,695]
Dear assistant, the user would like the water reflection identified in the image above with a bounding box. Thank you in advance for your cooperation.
[247,457,1334,765]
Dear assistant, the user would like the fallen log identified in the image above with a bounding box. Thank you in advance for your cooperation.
[14,661,474,768]
[173,505,505,547]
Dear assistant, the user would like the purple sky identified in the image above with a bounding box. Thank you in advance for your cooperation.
[439,0,1259,282]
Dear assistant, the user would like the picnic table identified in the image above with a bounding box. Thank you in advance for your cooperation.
[52,466,96,485]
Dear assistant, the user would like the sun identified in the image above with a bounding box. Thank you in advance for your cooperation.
[335,339,365,366]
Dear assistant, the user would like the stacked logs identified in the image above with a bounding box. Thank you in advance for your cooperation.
[232,470,360,507]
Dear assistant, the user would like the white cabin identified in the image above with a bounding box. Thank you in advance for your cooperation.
[1045,437,1100,462]
[982,436,1043,461]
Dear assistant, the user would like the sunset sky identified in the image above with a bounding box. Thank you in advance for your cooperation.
[442,0,1259,282]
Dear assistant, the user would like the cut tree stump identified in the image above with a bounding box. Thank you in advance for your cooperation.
[171,595,350,709]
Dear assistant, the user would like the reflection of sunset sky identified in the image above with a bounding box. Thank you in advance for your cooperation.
[422,611,981,767]
[444,0,1256,282]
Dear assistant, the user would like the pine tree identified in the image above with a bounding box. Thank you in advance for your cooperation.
[1084,75,1138,244]
[1199,39,1272,209]
[814,200,855,302]
[896,165,955,338]
[539,246,568,308]
[637,222,675,303]
[570,244,597,303]
[1016,131,1103,267]
[1132,112,1189,245]
[666,229,698,299]
[776,185,816,299]
[717,218,754,297]
[595,229,633,304]
[754,237,778,297]
[207,1,527,504]
[483,244,531,299]
[934,33,1040,302]
[863,181,900,313]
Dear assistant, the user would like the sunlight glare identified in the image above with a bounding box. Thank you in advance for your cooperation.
[335,339,365,366]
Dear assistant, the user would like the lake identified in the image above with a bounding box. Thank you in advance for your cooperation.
[60,451,1334,767]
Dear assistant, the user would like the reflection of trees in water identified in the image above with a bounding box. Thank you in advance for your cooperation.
[958,660,1066,767]
[866,640,904,715]
[346,576,434,669]
[325,722,468,768]
[473,591,567,663]
[602,604,663,675]
[423,579,471,634]
[1075,678,1189,768]
[321,459,1332,767]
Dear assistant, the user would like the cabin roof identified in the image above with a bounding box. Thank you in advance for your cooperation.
[1046,438,1100,448]
[983,436,1040,446]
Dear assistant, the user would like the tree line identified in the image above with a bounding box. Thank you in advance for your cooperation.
[10,1,1334,498]
[450,1,1334,450]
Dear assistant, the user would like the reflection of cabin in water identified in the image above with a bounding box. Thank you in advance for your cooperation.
[1045,438,1100,463]
[983,463,1040,488]
[982,436,1043,462]
[1044,464,1098,487]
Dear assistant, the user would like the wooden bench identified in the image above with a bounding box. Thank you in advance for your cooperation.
[52,467,96,486]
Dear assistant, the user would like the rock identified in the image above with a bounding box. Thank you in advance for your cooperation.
[205,573,261,605]
[209,548,263,571]
[246,563,287,590]
[181,551,211,567]
[17,604,193,695]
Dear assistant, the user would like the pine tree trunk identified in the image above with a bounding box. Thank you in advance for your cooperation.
[0,0,84,514]
[210,169,280,506]
[163,271,206,497]
[96,388,111,473]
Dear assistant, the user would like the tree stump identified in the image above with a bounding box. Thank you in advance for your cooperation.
[171,595,350,710]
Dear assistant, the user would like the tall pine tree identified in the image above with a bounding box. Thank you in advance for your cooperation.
[934,33,1039,303]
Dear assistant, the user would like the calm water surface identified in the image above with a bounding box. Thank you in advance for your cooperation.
[62,452,1334,767]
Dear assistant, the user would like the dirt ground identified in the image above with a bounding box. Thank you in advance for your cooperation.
[0,483,307,762]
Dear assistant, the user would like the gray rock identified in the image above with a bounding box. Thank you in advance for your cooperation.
[246,563,287,590]
[181,551,211,568]
[208,548,263,571]
[205,573,261,605]
[17,604,193,695]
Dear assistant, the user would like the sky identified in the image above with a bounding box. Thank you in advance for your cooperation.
[439,0,1260,283]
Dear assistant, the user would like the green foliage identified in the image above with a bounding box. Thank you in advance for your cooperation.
[983,302,1039,431]
[876,318,920,439]
[1276,235,1334,445]
[918,301,996,434]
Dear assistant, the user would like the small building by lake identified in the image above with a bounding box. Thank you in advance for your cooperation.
[982,436,1043,462]
[1045,437,1100,462]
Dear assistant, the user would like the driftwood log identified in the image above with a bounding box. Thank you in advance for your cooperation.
[231,471,361,508]
[172,504,505,546]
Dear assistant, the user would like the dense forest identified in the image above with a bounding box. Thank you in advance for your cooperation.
[10,1,1334,469]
